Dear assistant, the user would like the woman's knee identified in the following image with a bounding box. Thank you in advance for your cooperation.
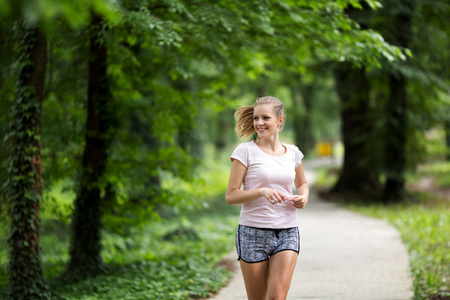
[267,294,287,300]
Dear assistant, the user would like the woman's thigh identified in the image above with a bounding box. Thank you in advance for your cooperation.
[267,250,298,299]
[240,260,269,300]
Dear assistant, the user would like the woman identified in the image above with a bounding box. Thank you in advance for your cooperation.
[226,96,309,300]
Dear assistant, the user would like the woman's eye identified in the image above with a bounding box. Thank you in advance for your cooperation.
[264,117,270,119]
[253,117,258,120]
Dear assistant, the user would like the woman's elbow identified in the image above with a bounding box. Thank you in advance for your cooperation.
[225,190,238,205]
[225,194,233,205]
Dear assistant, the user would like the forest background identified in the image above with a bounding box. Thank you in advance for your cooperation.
[0,0,449,299]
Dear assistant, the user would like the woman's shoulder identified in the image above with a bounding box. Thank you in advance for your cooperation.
[233,141,256,151]
[282,143,301,152]
[282,143,304,160]
[230,141,257,166]
[231,141,253,156]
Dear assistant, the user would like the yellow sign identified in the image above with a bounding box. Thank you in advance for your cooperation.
[316,142,333,157]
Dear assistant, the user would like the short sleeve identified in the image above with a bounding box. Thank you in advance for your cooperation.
[294,146,304,168]
[230,143,249,167]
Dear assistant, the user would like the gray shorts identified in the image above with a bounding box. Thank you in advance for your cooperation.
[235,225,300,263]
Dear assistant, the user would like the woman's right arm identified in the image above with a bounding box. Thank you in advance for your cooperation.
[225,160,287,205]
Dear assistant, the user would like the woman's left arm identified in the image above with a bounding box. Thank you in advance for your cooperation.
[291,163,309,209]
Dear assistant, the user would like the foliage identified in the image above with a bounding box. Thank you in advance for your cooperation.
[51,260,230,299]
[0,0,118,28]
[1,0,408,227]
[0,192,240,300]
[63,0,406,230]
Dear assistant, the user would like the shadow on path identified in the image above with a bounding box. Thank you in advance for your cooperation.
[210,158,413,300]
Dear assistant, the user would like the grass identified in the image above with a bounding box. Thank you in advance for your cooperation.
[314,163,450,300]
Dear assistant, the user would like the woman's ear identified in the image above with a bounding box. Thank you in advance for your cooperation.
[278,116,284,127]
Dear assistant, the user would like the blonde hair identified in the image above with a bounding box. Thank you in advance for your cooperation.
[234,96,285,138]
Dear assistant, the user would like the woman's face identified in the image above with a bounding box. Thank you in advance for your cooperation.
[253,104,283,139]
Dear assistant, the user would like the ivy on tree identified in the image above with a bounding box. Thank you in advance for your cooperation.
[6,21,50,300]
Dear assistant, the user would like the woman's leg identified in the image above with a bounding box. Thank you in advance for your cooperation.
[239,260,269,300]
[267,250,298,299]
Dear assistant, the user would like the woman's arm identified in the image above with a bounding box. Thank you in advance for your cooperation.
[225,160,288,205]
[291,163,309,209]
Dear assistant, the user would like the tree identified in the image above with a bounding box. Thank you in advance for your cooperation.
[6,21,50,299]
[382,0,416,201]
[63,11,115,280]
[331,4,382,194]
[332,62,380,193]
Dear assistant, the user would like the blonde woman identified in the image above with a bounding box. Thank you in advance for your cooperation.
[226,96,309,300]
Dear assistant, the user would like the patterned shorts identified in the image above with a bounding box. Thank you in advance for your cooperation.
[235,225,300,263]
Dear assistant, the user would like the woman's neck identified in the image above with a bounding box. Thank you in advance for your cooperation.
[254,136,285,155]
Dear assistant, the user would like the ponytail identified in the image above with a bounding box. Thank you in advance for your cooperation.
[234,105,255,138]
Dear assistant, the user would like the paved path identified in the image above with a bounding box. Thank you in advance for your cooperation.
[209,159,413,300]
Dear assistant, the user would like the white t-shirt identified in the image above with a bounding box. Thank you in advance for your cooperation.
[230,141,304,229]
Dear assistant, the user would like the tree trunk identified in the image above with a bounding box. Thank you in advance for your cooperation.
[332,63,380,194]
[383,74,407,200]
[65,12,113,280]
[383,0,415,201]
[7,23,50,299]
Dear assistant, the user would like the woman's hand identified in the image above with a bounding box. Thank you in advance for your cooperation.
[260,188,289,205]
[293,163,309,209]
[290,194,308,209]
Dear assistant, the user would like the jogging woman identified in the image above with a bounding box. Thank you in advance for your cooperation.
[226,96,309,300]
